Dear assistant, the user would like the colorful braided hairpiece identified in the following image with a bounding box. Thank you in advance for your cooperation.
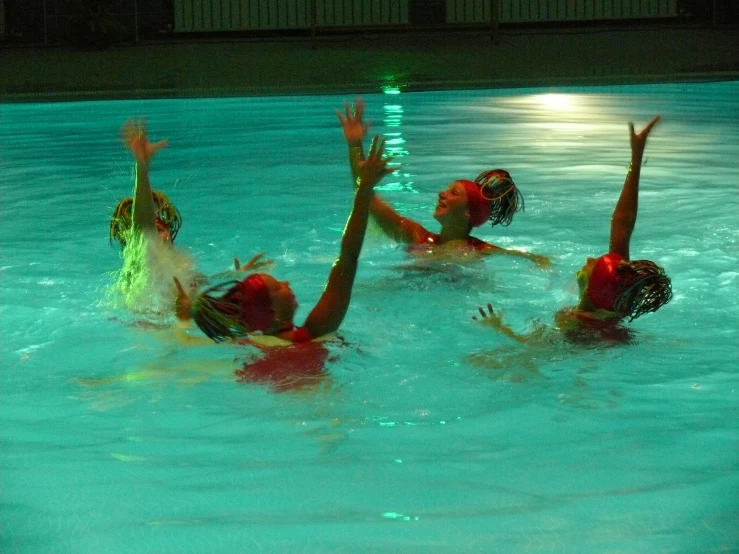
[474,169,524,227]
[614,260,673,322]
[189,281,251,343]
[109,191,182,245]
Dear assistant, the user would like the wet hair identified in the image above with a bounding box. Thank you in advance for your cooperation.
[613,260,673,322]
[188,275,274,342]
[109,191,182,246]
[189,281,249,342]
[474,169,524,227]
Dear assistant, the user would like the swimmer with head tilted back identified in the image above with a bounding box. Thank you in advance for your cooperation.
[475,116,672,344]
[173,135,394,344]
[337,100,550,268]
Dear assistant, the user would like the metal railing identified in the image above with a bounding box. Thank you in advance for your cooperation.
[0,0,730,48]
[173,0,677,32]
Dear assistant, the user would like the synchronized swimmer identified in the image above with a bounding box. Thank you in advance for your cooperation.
[474,116,672,344]
[106,105,673,386]
[110,119,271,315]
[338,100,550,267]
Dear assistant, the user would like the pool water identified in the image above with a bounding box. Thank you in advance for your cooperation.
[1,82,737,553]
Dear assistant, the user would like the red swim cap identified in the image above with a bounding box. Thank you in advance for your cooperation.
[459,179,492,228]
[586,253,626,312]
[233,274,274,332]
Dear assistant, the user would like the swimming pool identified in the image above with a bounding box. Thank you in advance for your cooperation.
[1,81,737,553]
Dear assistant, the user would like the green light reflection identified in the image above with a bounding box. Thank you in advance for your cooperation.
[381,99,416,193]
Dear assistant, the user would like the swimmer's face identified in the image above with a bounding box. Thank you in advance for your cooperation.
[156,221,172,244]
[577,257,597,300]
[259,274,298,330]
[433,181,470,225]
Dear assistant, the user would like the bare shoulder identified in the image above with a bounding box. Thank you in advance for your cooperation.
[402,219,434,245]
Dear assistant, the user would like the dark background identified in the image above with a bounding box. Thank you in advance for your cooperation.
[2,0,737,48]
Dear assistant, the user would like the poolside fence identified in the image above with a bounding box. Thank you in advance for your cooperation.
[1,0,731,47]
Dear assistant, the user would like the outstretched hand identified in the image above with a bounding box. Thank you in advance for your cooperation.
[336,100,370,144]
[472,303,507,331]
[234,253,275,272]
[357,135,395,190]
[173,277,192,321]
[629,116,661,155]
[121,118,169,164]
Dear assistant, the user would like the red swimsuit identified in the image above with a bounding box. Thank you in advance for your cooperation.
[235,328,335,392]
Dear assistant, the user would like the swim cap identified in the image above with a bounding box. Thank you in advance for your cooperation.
[586,253,626,312]
[586,254,672,321]
[110,191,182,245]
[233,274,274,333]
[190,275,275,342]
[459,179,493,228]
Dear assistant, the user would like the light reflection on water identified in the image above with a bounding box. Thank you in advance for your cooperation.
[0,82,737,553]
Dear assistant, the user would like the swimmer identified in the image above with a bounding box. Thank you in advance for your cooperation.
[173,134,394,344]
[111,119,270,314]
[115,118,175,244]
[337,100,550,268]
[474,116,672,344]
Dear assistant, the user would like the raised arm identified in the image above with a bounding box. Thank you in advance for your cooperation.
[336,100,369,184]
[121,119,169,236]
[300,136,394,338]
[609,116,661,260]
[337,100,430,244]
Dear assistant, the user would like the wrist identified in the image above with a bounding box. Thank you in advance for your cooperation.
[355,179,375,195]
[629,155,643,171]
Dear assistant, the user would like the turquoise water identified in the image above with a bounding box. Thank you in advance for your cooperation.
[1,82,738,553]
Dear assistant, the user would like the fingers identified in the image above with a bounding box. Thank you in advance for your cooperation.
[368,134,378,157]
[630,116,661,139]
[246,253,265,269]
[173,276,193,321]
[173,276,187,297]
[336,107,347,126]
[479,306,487,319]
[234,257,240,270]
[153,139,169,152]
[376,137,386,158]
[382,158,398,176]
[353,99,364,119]
[643,115,661,135]
[122,118,146,138]
[367,135,386,159]
[487,303,494,316]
